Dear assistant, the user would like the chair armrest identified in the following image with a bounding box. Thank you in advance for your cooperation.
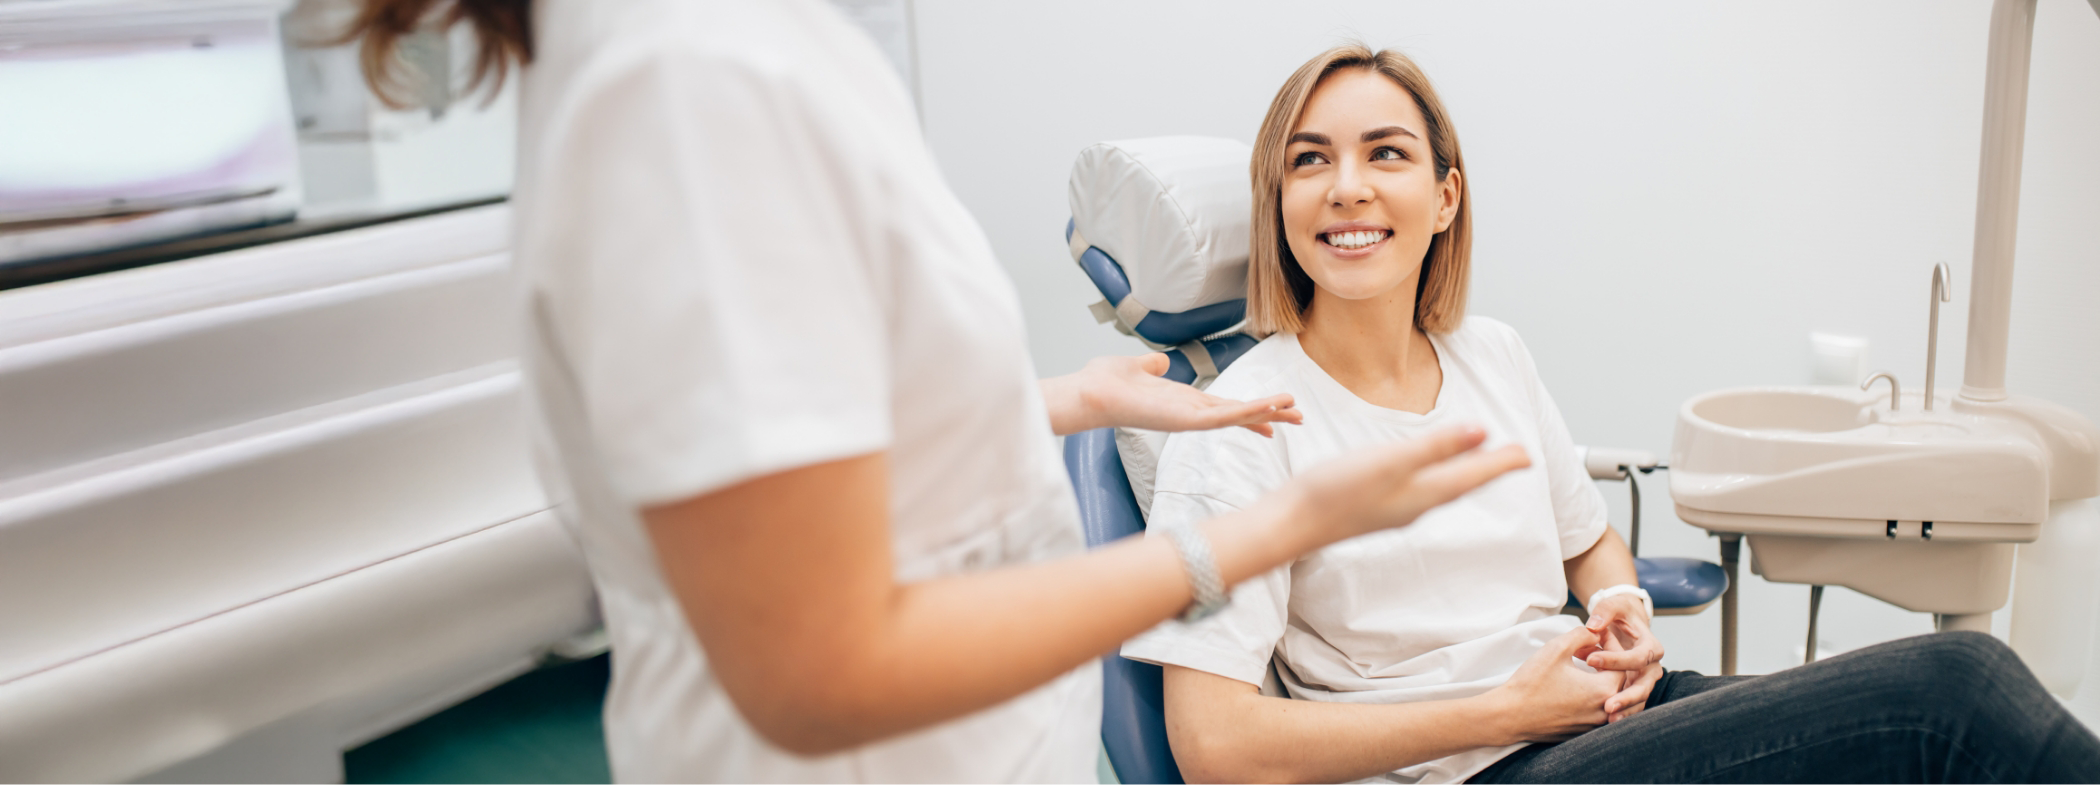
[1575,445,1659,481]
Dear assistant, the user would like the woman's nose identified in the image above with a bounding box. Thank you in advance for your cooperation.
[1328,160,1373,207]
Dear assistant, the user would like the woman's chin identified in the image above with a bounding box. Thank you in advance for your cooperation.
[1309,270,1420,304]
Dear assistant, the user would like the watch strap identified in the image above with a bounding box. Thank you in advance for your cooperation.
[1162,525,1228,622]
[1587,584,1653,620]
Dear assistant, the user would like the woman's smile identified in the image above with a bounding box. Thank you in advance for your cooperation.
[1318,221,1394,258]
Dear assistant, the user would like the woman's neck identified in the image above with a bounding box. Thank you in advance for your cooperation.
[1297,282,1443,414]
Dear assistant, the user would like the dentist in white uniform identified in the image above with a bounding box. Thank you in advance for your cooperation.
[345,0,1530,780]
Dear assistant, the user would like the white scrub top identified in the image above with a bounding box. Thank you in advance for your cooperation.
[1121,318,1609,784]
[511,1,1099,781]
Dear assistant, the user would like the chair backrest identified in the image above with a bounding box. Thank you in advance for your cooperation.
[1065,136,1255,389]
[1062,428,1181,784]
[1063,135,1264,784]
[1058,136,1302,785]
[1066,136,1252,335]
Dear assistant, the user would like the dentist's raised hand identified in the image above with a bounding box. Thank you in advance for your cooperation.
[1282,424,1532,544]
[1041,353,1303,436]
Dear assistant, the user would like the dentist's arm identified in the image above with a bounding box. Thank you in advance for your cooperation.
[643,426,1526,756]
[1162,627,1621,784]
[1040,353,1302,436]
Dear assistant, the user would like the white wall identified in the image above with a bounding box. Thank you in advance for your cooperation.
[914,0,2100,705]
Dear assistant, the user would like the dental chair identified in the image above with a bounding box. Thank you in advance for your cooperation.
[1059,137,1728,784]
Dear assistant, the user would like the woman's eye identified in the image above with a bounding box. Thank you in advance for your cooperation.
[1371,146,1407,161]
[1291,151,1327,167]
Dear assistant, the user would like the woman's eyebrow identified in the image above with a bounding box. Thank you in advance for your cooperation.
[1362,126,1419,143]
[1288,131,1331,146]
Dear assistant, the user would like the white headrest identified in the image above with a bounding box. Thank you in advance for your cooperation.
[1067,136,1252,315]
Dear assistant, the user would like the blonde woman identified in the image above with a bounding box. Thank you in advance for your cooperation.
[340,2,1538,782]
[1121,43,2100,784]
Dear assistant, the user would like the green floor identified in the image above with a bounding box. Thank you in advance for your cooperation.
[344,653,1120,783]
[345,655,612,784]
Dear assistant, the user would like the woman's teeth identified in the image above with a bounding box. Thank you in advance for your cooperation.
[1323,230,1387,250]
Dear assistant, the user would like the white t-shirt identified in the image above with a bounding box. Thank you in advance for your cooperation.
[1120,317,1608,784]
[511,1,1098,781]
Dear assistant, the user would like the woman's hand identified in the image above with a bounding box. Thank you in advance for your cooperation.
[1482,626,1622,744]
[1583,595,1666,723]
[1041,353,1303,436]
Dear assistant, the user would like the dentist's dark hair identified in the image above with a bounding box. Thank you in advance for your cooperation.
[341,0,532,108]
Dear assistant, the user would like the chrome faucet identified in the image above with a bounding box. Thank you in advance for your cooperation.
[1864,372,1902,411]
[1926,262,1952,411]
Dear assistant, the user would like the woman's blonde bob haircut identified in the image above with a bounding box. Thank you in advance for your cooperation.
[1247,43,1472,336]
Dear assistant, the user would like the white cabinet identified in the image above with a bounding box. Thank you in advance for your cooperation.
[0,204,597,782]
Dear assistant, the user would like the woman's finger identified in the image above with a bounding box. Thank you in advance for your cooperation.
[1605,665,1664,720]
[1584,648,1652,671]
[1543,625,1602,661]
[1586,638,1662,671]
[1604,668,1657,714]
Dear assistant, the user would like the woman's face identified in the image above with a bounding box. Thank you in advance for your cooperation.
[1280,68,1461,306]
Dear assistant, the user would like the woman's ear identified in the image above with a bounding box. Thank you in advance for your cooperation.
[1434,169,1463,232]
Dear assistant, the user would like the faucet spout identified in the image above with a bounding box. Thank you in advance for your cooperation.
[1864,372,1902,412]
[1927,263,1953,412]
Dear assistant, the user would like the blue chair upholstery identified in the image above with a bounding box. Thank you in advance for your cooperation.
[1636,556,1728,611]
[1064,427,1184,785]
[1067,219,1245,347]
[1159,334,1257,385]
[1568,556,1728,616]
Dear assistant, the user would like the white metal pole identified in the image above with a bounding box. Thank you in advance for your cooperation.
[1959,0,2038,402]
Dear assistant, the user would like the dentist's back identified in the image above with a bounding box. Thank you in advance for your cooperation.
[511,1,1099,781]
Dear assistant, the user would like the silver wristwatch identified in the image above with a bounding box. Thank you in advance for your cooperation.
[1162,525,1228,622]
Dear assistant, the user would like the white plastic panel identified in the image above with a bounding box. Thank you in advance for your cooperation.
[0,203,507,350]
[0,511,595,783]
[0,366,546,682]
[0,255,516,485]
[0,203,591,780]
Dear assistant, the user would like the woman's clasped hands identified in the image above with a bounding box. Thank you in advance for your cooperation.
[1485,598,1667,745]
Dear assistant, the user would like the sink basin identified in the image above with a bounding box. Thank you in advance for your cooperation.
[1670,386,2051,541]
[1691,389,1869,433]
[1669,386,2100,617]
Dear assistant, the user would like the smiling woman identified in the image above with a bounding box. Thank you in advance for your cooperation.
[1247,43,1470,339]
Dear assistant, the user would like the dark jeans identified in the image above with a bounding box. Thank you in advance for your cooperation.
[1470,632,2100,783]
